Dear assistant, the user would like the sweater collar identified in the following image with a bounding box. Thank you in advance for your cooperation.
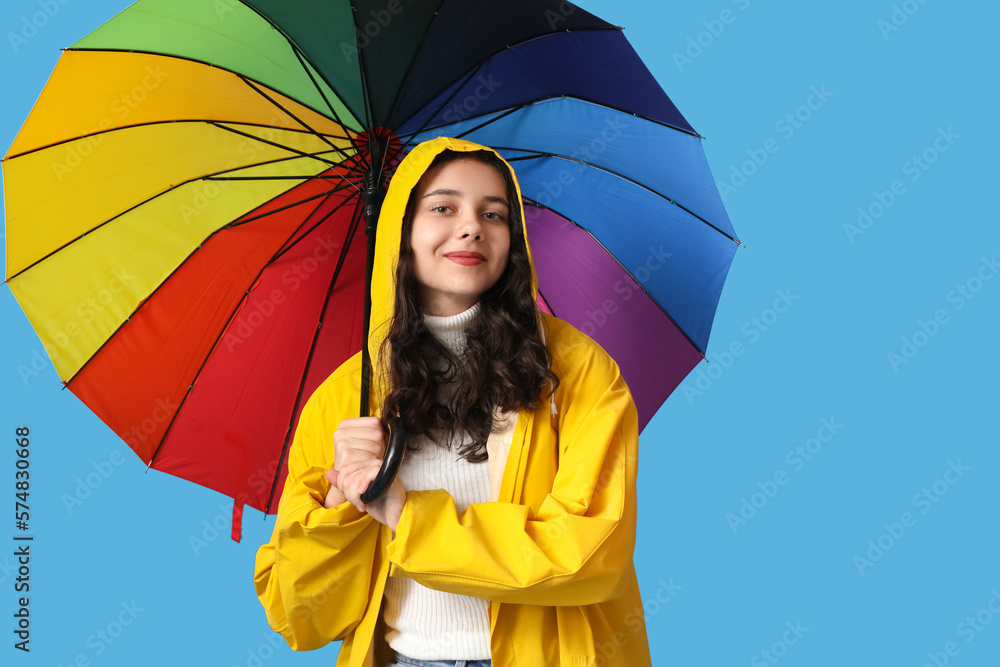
[423,302,480,355]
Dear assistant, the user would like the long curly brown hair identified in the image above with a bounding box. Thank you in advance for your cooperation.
[377,149,558,463]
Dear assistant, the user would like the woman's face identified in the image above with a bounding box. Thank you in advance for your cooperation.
[410,157,512,316]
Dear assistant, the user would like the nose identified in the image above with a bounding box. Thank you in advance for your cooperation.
[455,209,483,240]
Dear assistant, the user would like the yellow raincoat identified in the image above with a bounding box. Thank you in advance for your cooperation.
[254,137,651,666]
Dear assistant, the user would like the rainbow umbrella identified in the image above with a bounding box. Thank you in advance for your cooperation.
[3,0,740,536]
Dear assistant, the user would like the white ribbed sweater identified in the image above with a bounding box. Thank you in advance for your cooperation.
[382,303,492,660]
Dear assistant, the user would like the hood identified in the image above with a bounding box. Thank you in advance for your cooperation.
[367,137,539,401]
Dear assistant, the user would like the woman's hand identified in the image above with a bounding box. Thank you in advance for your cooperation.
[329,416,387,507]
[323,416,406,531]
[359,474,406,531]
[322,468,348,509]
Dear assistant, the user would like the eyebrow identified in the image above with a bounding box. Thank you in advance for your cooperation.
[484,195,510,208]
[423,188,461,198]
[423,189,510,208]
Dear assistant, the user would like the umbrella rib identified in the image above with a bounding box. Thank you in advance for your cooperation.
[394,104,527,146]
[234,192,360,280]
[381,0,450,128]
[143,192,360,471]
[208,121,346,172]
[277,48,378,189]
[451,104,531,141]
[524,200,708,358]
[237,74,354,159]
[407,90,705,139]
[397,67,481,155]
[385,14,621,131]
[284,46,369,170]
[344,4,401,191]
[204,151,355,188]
[490,148,740,247]
[61,185,355,389]
[207,121,362,203]
[222,185,355,233]
[4,118,349,162]
[218,47,367,192]
[264,199,367,515]
[212,168,358,188]
[4,152,337,283]
[349,0,376,129]
[230,3,365,134]
[402,94,705,141]
[206,175,355,181]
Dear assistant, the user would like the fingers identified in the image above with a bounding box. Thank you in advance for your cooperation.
[334,417,384,448]
[336,459,384,511]
[323,469,348,509]
[333,417,387,472]
[337,416,382,429]
[328,415,400,521]
[329,459,406,529]
[334,430,384,454]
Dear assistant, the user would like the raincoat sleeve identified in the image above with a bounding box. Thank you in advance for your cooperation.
[254,361,387,650]
[386,321,639,607]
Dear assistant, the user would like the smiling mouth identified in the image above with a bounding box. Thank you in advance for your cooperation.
[445,252,486,265]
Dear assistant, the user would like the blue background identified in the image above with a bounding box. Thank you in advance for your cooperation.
[2,1,997,665]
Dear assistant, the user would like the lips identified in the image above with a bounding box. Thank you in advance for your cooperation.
[445,251,486,266]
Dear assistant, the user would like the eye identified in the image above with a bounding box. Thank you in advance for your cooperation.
[429,204,453,214]
[483,210,508,222]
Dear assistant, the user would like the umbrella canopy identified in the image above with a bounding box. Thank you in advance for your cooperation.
[3,0,739,534]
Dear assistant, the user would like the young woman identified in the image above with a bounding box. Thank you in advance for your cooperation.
[254,137,651,667]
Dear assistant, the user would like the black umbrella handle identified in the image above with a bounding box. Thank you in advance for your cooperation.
[360,415,406,504]
[358,133,398,505]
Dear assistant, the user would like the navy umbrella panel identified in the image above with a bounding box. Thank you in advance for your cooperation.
[395,28,696,135]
